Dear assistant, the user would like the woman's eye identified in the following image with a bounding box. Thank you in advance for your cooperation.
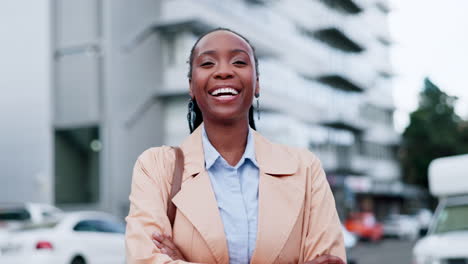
[233,60,247,65]
[200,61,214,67]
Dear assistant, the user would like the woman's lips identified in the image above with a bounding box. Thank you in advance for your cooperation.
[209,87,239,96]
[210,93,239,103]
[208,86,241,103]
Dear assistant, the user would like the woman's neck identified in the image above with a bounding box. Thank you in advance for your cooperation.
[203,120,249,167]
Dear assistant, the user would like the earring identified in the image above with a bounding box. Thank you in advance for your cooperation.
[255,93,260,121]
[187,99,196,132]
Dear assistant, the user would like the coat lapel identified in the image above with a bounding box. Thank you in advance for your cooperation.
[250,131,305,264]
[172,170,229,264]
[172,126,229,264]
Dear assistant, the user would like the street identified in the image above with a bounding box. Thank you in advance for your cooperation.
[348,238,417,264]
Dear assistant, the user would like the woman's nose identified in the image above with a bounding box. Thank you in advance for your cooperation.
[214,63,234,79]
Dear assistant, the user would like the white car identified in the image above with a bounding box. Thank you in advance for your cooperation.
[0,203,63,230]
[413,208,433,232]
[413,195,468,264]
[382,214,420,240]
[0,211,125,264]
[342,224,357,249]
[413,154,468,264]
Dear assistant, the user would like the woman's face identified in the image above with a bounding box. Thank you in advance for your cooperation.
[189,30,259,125]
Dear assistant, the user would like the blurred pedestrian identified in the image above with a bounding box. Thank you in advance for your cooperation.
[125,28,345,264]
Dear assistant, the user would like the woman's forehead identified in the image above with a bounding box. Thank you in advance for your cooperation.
[194,30,253,56]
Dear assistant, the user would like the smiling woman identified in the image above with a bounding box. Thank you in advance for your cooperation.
[186,28,259,134]
[125,28,346,264]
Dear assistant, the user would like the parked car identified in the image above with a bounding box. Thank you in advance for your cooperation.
[413,154,468,264]
[382,214,420,240]
[345,212,383,241]
[411,208,433,235]
[0,203,63,229]
[342,224,357,249]
[0,211,125,264]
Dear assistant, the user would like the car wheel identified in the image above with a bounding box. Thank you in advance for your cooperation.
[71,256,86,264]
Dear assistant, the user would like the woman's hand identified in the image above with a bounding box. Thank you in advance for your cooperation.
[152,232,186,261]
[305,254,345,264]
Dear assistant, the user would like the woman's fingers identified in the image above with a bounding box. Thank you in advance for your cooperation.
[152,232,164,242]
[152,238,162,247]
[151,232,186,261]
[152,233,175,249]
[152,236,176,256]
[160,234,178,250]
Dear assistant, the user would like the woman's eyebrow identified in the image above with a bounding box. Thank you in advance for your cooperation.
[198,49,249,56]
[230,49,249,55]
[199,50,216,56]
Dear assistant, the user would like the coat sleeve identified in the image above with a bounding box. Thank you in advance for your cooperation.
[125,147,198,264]
[302,153,347,263]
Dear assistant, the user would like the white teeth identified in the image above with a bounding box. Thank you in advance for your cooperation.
[211,87,239,96]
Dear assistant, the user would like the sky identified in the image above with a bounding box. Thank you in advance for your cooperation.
[388,0,468,132]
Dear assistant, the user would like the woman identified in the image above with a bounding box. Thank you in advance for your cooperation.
[125,28,346,264]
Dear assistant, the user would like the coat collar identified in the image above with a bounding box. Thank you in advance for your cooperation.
[201,125,258,170]
[174,124,304,264]
[179,124,298,178]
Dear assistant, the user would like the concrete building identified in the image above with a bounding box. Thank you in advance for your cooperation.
[1,0,405,220]
[2,0,165,218]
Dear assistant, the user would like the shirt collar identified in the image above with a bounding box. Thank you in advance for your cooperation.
[202,125,258,170]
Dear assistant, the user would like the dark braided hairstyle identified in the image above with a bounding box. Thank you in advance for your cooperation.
[187,27,260,133]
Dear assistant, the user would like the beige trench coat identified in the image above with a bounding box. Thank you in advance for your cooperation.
[125,126,346,264]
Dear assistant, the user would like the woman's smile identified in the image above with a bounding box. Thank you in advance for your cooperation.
[208,85,241,103]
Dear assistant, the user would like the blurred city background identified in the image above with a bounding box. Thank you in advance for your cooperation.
[1,0,467,263]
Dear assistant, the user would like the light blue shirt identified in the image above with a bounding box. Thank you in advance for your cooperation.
[202,126,259,264]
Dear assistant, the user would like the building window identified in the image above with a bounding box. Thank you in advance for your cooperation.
[319,0,363,14]
[244,0,267,5]
[364,104,394,125]
[362,141,394,160]
[377,36,392,46]
[317,75,364,92]
[54,126,100,204]
[312,28,364,53]
[375,2,391,14]
[378,70,393,79]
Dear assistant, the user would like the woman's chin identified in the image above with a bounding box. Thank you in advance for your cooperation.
[204,110,248,125]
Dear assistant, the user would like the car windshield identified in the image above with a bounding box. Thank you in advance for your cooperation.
[433,204,468,234]
[0,208,31,221]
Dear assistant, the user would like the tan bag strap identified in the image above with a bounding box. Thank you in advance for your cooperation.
[167,146,184,228]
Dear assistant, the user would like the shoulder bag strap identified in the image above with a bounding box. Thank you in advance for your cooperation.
[167,146,184,228]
